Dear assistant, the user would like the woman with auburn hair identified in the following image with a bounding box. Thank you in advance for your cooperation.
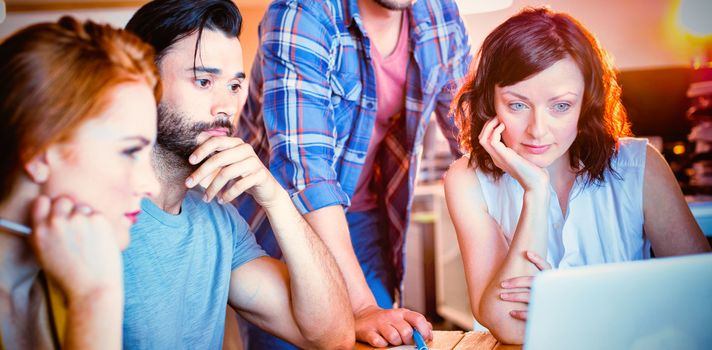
[0,17,160,349]
[444,7,710,344]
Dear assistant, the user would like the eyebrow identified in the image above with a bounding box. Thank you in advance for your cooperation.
[501,91,530,101]
[187,66,246,80]
[502,91,579,101]
[122,136,151,145]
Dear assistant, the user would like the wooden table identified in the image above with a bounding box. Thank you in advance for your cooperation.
[354,331,522,350]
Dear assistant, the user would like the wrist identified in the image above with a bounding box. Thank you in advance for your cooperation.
[354,303,380,317]
[62,272,123,302]
[260,188,292,212]
[522,189,550,214]
[67,284,123,312]
[353,296,379,315]
[523,186,549,201]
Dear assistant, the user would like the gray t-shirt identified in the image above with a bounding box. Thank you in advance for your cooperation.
[122,190,266,349]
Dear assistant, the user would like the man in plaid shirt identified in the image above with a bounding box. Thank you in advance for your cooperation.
[236,0,472,347]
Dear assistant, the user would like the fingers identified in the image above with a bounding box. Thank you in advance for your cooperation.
[500,274,536,305]
[376,309,431,346]
[31,195,51,228]
[509,310,528,321]
[478,117,499,140]
[40,197,76,248]
[186,140,254,189]
[27,195,123,302]
[403,310,433,340]
[189,135,244,165]
[355,307,433,347]
[358,330,388,348]
[500,291,531,304]
[501,275,534,289]
[30,197,85,273]
[526,251,552,271]
[478,118,508,169]
[217,168,270,204]
[397,318,419,345]
[29,196,52,249]
[478,118,499,148]
[52,196,75,218]
[377,323,405,346]
[31,196,106,243]
[489,122,509,154]
[186,135,281,206]
[201,158,260,202]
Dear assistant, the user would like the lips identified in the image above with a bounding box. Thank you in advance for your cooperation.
[125,211,141,225]
[205,128,230,137]
[522,143,551,155]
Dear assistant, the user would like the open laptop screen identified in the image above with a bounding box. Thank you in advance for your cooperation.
[524,254,712,350]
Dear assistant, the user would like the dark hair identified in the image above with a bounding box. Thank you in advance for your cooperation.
[0,16,160,202]
[453,7,630,184]
[125,0,242,65]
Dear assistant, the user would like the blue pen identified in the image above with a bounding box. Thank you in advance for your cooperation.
[0,218,31,236]
[412,328,429,350]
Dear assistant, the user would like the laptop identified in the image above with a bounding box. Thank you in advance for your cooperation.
[524,253,712,350]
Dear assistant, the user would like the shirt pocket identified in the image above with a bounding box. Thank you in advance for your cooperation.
[329,71,362,104]
[329,71,363,137]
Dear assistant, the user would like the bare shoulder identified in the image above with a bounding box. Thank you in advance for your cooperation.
[643,142,683,194]
[644,143,671,178]
[444,157,479,192]
[444,156,488,211]
[643,142,680,207]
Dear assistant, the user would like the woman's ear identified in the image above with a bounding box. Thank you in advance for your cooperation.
[23,151,50,183]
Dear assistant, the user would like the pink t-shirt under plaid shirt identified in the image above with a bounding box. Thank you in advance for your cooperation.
[350,12,410,212]
[236,0,473,289]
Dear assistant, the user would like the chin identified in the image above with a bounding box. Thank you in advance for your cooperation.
[521,154,555,169]
[114,222,132,250]
[118,232,131,251]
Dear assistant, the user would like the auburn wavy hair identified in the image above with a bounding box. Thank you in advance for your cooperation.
[0,16,161,201]
[453,7,630,184]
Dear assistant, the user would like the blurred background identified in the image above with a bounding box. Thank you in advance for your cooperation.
[2,0,711,336]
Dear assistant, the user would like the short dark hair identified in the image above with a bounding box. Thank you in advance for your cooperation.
[453,7,630,184]
[125,0,242,64]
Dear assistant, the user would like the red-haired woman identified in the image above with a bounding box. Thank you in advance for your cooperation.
[0,17,160,349]
[444,7,710,344]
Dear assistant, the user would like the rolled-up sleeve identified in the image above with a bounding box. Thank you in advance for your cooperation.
[259,0,350,213]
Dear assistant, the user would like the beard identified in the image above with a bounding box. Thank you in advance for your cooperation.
[156,103,235,170]
[373,0,413,11]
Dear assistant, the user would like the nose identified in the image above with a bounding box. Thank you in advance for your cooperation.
[526,108,548,139]
[210,87,238,120]
[135,154,160,199]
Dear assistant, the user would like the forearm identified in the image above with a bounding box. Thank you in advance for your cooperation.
[303,205,378,312]
[263,195,354,348]
[479,190,549,343]
[64,287,123,350]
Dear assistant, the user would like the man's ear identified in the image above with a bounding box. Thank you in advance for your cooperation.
[23,151,50,184]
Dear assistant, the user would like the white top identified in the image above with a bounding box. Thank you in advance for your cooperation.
[475,137,651,268]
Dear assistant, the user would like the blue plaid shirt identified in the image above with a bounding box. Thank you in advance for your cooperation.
[236,0,472,289]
